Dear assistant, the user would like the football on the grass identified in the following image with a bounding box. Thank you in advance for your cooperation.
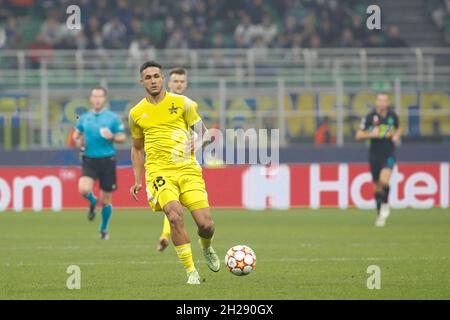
[225,245,256,276]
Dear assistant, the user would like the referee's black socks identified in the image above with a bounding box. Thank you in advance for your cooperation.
[375,185,390,214]
[375,191,384,214]
[382,185,390,203]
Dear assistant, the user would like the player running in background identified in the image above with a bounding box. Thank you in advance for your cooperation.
[157,67,189,252]
[73,87,126,239]
[129,61,220,284]
[356,92,402,227]
[168,67,188,95]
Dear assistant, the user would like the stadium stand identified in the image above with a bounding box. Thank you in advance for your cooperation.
[428,0,450,44]
[1,0,448,51]
[0,0,449,151]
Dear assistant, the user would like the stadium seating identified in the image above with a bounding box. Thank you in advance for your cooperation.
[1,0,442,50]
[0,1,449,150]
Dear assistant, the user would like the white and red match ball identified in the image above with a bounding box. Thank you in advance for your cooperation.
[224,245,256,276]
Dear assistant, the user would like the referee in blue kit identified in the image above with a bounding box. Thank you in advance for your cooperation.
[73,87,126,240]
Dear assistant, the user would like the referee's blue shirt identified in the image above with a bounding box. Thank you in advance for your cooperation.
[76,109,125,158]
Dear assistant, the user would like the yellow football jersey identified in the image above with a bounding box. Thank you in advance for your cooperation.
[129,91,202,173]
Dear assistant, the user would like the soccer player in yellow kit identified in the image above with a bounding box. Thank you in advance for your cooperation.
[157,67,189,252]
[128,61,220,284]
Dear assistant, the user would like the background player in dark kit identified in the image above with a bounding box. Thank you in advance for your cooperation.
[356,92,402,227]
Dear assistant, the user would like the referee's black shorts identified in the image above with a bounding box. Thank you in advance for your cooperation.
[81,156,117,192]
[369,154,396,182]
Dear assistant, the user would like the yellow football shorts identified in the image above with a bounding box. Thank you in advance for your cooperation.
[145,166,209,212]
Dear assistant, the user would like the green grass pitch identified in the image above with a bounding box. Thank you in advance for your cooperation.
[1,208,449,299]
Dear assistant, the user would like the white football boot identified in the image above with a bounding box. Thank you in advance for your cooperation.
[100,231,110,240]
[375,203,391,227]
[199,240,221,272]
[187,270,201,285]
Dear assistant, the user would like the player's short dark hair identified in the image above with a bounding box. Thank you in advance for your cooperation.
[140,61,162,74]
[91,86,107,96]
[169,67,187,77]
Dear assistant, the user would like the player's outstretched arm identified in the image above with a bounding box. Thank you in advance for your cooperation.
[189,120,214,152]
[99,128,126,143]
[130,138,144,201]
[356,114,379,141]
[355,127,379,141]
[112,115,127,143]
[391,127,402,144]
[113,132,126,143]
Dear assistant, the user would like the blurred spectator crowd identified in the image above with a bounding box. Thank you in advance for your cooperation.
[0,0,446,51]
[429,0,450,44]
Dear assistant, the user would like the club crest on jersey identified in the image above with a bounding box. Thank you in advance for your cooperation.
[169,103,179,114]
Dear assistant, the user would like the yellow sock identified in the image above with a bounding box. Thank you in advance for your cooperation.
[161,215,171,239]
[199,236,213,249]
[174,243,196,273]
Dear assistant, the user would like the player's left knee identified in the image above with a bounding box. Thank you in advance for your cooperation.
[164,202,184,229]
[198,216,215,234]
[380,170,392,184]
[380,176,390,187]
[100,194,112,206]
[100,200,111,207]
[78,186,90,196]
